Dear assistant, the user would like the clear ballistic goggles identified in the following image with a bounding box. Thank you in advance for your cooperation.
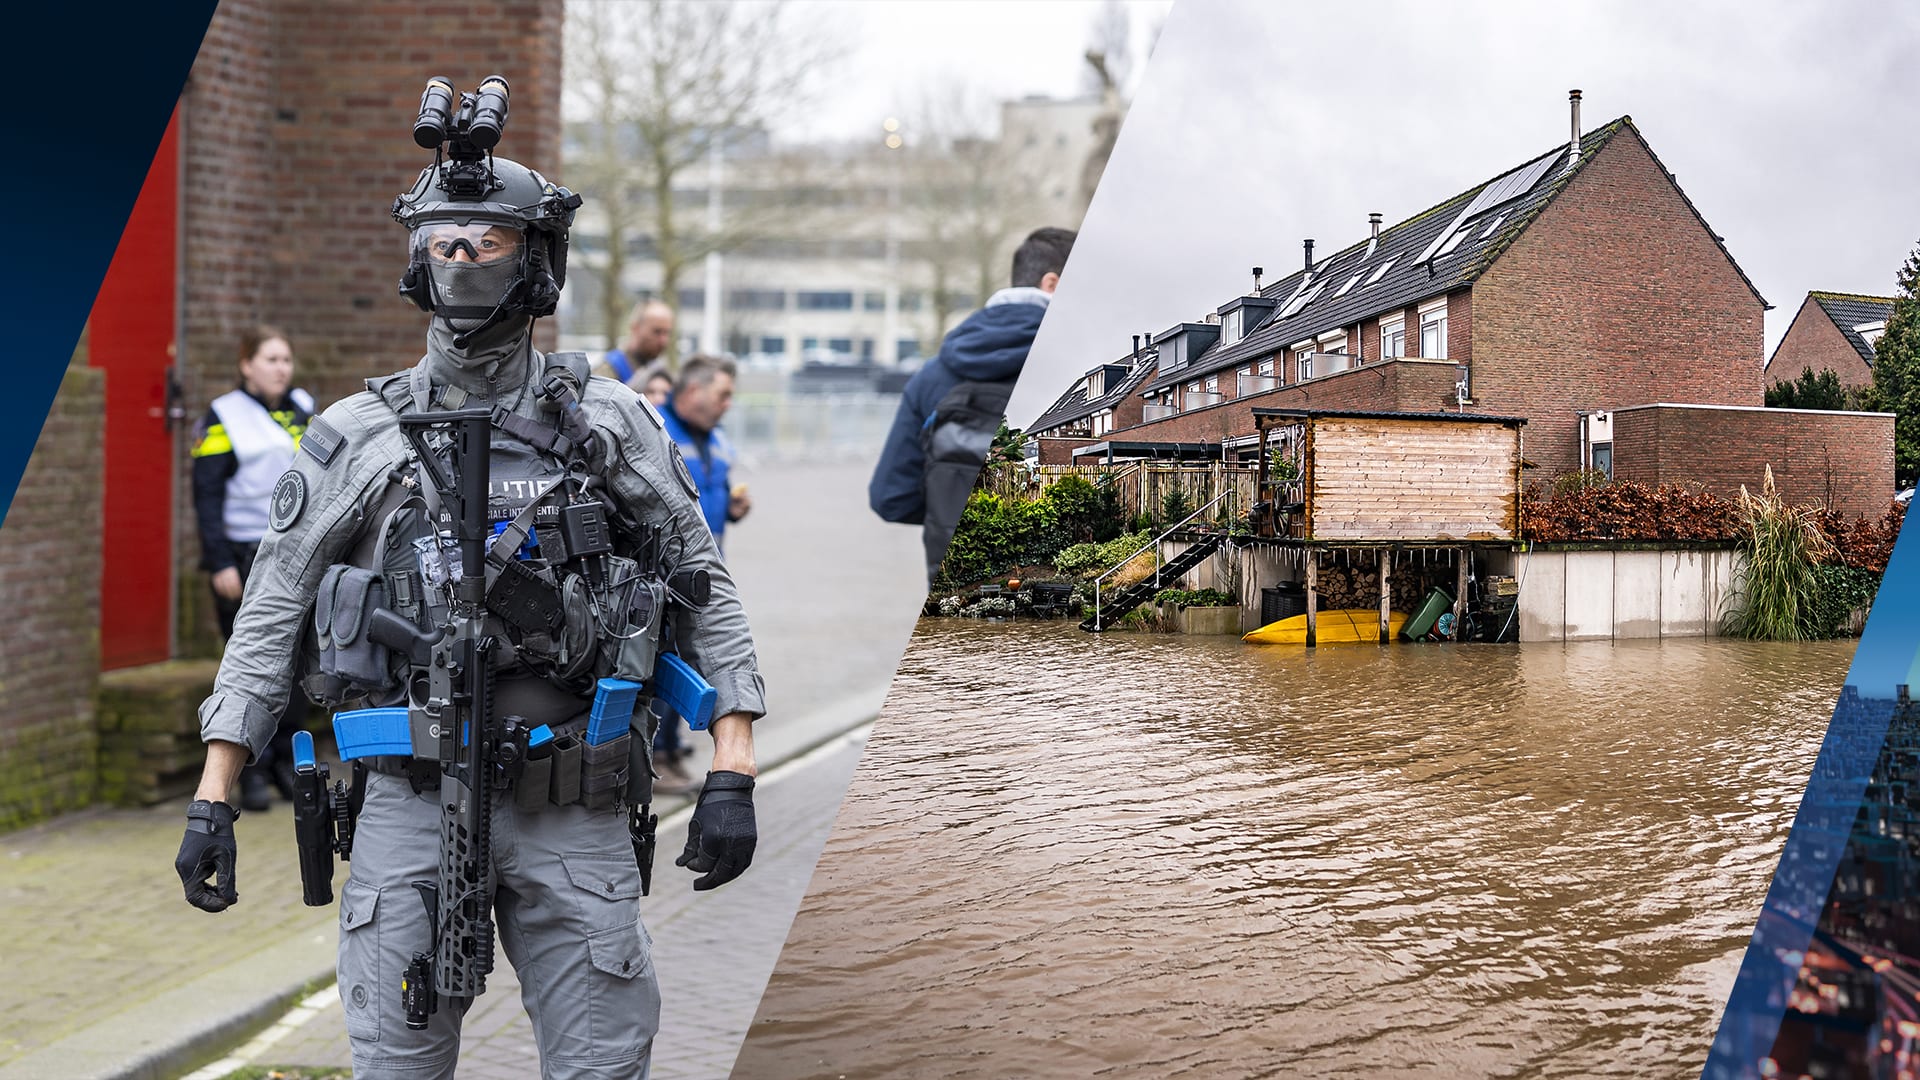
[411,221,524,266]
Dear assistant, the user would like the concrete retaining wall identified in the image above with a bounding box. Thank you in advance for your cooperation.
[1160,537,1746,641]
[1482,547,1741,642]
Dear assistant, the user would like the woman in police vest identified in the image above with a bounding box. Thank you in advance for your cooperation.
[190,325,315,810]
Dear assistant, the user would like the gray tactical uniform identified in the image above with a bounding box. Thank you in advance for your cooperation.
[200,336,765,1079]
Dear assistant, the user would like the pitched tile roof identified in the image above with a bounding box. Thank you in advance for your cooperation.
[1810,291,1897,366]
[1030,353,1158,433]
[1142,116,1762,395]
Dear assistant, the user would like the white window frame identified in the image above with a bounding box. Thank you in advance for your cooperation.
[1379,317,1406,359]
[1204,375,1219,395]
[1257,357,1275,377]
[1221,309,1242,346]
[1317,329,1348,355]
[1419,298,1449,360]
[1294,343,1315,382]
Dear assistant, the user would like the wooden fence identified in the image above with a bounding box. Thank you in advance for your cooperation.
[978,462,1258,524]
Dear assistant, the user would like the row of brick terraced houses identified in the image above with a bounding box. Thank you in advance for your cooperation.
[1029,93,1896,520]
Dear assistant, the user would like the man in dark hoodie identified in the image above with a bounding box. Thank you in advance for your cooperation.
[870,226,1075,583]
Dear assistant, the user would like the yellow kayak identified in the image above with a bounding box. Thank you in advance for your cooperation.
[1243,609,1408,645]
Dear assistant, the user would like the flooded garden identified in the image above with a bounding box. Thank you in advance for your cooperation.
[738,621,1857,1078]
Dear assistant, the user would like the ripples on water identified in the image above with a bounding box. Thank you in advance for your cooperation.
[738,621,1853,1079]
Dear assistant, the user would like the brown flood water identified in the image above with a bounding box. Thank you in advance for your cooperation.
[736,620,1854,1079]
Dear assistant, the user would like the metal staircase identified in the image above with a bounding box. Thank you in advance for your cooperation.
[1080,491,1233,632]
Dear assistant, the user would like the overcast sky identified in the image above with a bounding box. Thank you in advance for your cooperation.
[1009,0,1920,426]
[783,1,1172,144]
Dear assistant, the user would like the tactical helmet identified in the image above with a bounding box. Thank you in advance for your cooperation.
[392,154,583,335]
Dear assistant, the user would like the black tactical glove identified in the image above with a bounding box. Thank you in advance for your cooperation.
[176,799,239,912]
[676,770,756,891]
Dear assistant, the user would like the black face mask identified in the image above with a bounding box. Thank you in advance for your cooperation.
[427,258,521,332]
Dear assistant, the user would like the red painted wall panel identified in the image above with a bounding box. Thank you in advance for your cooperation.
[88,109,179,669]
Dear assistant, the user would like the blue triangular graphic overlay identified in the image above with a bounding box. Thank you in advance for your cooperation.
[0,4,217,524]
[1704,521,1920,1077]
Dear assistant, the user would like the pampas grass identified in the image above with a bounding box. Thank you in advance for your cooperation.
[1722,467,1837,640]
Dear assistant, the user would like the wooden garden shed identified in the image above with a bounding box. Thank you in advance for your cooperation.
[1251,408,1526,542]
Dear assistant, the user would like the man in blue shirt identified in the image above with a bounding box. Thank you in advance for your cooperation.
[592,298,675,386]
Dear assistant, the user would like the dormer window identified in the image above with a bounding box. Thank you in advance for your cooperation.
[1222,308,1243,346]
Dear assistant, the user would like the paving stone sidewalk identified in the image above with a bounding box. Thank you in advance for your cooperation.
[0,459,921,1080]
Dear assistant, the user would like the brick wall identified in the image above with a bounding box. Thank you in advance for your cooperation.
[1472,126,1767,478]
[1767,295,1875,390]
[174,0,566,650]
[1612,404,1895,519]
[1109,358,1463,445]
[0,360,105,829]
[1037,436,1098,465]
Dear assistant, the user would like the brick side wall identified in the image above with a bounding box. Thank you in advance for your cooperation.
[174,0,566,651]
[1448,289,1472,365]
[0,361,106,829]
[1472,126,1767,479]
[1767,296,1875,390]
[1037,437,1098,465]
[1612,405,1895,519]
[1109,359,1464,445]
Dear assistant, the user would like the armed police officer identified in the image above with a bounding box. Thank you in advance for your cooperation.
[173,76,765,1080]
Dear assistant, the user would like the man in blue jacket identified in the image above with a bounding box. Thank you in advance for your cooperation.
[870,226,1076,582]
[660,353,749,548]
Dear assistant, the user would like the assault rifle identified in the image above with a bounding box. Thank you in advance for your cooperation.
[385,407,500,1029]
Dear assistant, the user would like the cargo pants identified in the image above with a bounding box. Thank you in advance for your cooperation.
[337,770,660,1079]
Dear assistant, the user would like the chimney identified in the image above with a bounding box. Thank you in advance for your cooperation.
[1302,239,1315,272]
[1369,212,1382,239]
[1131,334,1141,358]
[1568,89,1583,166]
[1251,266,1264,294]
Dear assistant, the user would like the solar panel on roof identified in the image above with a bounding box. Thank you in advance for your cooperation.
[1415,152,1562,264]
[1475,152,1560,212]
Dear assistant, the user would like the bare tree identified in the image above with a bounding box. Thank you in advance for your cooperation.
[564,0,842,367]
[1080,1,1133,216]
[896,82,1048,345]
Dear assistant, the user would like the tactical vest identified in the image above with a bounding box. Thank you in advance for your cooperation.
[307,352,666,717]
